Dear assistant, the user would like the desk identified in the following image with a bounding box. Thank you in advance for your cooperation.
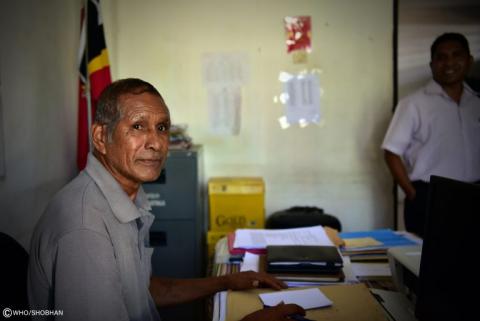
[210,237,385,321]
[211,234,422,321]
[388,245,422,303]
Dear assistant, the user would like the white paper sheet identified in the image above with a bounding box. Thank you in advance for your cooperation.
[212,291,228,321]
[207,85,241,135]
[233,226,333,249]
[240,252,260,272]
[202,52,249,86]
[259,288,332,310]
[340,256,359,283]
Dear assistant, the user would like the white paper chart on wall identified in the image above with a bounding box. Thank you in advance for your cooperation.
[202,52,250,136]
[277,70,322,129]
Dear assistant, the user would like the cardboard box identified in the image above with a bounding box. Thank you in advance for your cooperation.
[208,177,265,232]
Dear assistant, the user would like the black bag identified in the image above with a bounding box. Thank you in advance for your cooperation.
[266,206,342,231]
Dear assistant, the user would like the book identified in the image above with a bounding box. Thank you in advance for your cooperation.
[258,254,345,283]
[273,269,345,283]
[266,245,343,274]
[339,229,417,252]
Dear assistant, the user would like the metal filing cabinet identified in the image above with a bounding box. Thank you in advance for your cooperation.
[144,145,205,277]
[143,146,206,321]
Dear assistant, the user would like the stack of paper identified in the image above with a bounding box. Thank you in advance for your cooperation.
[229,225,334,255]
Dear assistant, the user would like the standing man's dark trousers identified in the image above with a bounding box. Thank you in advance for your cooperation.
[404,181,429,238]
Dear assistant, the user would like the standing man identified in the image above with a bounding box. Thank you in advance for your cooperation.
[28,78,304,321]
[382,33,480,238]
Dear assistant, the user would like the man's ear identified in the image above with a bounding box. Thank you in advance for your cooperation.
[468,55,474,70]
[92,123,108,155]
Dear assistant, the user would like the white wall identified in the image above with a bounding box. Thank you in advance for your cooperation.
[0,0,79,249]
[103,0,395,232]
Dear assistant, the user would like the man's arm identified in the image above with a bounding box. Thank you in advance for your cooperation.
[149,271,286,307]
[384,150,416,200]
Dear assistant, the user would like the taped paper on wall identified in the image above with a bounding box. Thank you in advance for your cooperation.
[278,71,321,128]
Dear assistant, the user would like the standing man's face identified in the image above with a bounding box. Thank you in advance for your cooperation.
[94,92,170,190]
[430,40,472,87]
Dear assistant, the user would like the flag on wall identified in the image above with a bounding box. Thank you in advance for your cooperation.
[77,0,111,170]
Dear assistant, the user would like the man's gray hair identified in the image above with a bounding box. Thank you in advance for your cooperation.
[94,78,164,139]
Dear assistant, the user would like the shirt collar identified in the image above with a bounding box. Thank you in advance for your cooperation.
[425,79,476,100]
[85,153,152,223]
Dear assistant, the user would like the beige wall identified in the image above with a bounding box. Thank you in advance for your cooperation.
[0,0,79,249]
[103,0,395,231]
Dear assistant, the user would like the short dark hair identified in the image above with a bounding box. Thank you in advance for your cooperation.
[94,78,164,139]
[430,32,470,59]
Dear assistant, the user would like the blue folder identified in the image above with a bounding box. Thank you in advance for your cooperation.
[339,229,417,251]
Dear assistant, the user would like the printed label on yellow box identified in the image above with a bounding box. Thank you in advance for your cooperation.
[208,177,265,232]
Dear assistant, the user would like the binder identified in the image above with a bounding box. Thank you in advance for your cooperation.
[266,245,343,274]
[259,254,345,284]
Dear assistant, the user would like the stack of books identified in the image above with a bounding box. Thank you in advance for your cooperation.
[339,229,418,262]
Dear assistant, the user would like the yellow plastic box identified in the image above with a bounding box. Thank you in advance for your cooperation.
[208,177,265,232]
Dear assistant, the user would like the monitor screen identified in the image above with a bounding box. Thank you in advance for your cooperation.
[416,176,480,321]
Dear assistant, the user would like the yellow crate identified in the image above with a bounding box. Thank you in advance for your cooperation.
[208,177,265,232]
[206,230,229,258]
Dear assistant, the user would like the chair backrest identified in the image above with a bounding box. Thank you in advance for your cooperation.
[266,206,342,231]
[0,232,30,312]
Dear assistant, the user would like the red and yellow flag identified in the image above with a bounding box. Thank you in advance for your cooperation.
[77,0,111,170]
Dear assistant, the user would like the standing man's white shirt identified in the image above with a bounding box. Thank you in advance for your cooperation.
[382,80,480,183]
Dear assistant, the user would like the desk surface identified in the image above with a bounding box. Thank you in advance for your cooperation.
[225,283,388,321]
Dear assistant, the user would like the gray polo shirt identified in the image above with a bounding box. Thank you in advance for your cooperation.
[28,153,160,321]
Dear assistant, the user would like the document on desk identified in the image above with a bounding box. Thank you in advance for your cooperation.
[233,226,333,249]
[259,288,332,310]
[240,252,260,272]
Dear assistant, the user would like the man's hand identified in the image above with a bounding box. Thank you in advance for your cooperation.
[384,150,416,200]
[241,303,306,321]
[223,271,287,291]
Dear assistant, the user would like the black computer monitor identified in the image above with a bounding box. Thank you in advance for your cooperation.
[416,176,480,321]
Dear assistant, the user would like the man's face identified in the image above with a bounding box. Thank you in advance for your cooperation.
[102,92,170,187]
[430,40,472,87]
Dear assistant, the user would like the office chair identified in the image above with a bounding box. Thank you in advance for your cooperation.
[0,232,30,316]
